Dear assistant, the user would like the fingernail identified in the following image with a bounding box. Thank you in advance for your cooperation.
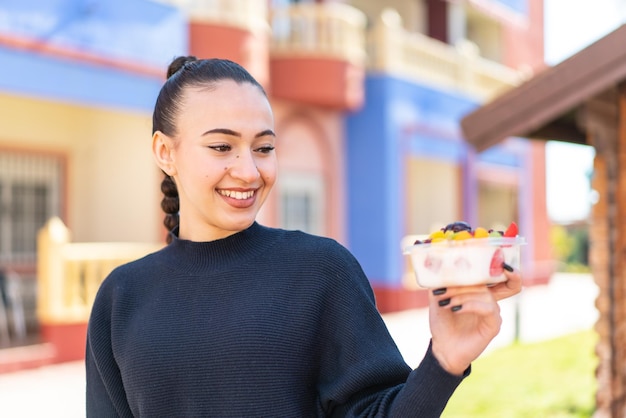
[438,298,451,307]
[433,288,447,296]
[502,262,514,272]
[451,305,463,312]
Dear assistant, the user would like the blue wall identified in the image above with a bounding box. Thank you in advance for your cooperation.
[346,74,526,288]
[495,0,528,15]
[0,0,187,111]
[346,77,398,286]
[0,46,164,112]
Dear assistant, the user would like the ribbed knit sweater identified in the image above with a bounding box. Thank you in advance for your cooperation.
[86,222,467,417]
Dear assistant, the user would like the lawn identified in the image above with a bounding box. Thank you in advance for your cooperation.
[441,330,598,418]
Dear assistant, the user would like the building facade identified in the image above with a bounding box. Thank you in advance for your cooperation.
[0,0,551,367]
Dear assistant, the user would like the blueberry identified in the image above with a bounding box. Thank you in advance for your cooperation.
[442,221,472,233]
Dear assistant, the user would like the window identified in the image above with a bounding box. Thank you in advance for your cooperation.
[279,173,324,235]
[0,153,62,264]
[406,158,460,234]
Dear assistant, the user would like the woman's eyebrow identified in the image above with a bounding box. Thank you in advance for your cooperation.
[202,128,240,137]
[256,129,276,138]
[201,128,275,138]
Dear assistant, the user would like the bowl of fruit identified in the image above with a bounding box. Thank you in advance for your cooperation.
[404,221,525,288]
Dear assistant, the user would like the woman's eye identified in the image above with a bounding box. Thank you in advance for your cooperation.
[256,145,275,154]
[208,144,231,152]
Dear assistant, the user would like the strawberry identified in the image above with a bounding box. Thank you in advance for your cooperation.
[424,254,442,273]
[503,221,518,237]
[489,248,504,276]
[454,257,471,269]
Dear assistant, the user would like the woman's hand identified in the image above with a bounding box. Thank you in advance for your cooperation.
[485,268,523,302]
[428,270,522,375]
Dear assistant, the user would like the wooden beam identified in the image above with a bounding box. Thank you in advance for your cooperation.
[527,119,586,145]
[461,24,626,151]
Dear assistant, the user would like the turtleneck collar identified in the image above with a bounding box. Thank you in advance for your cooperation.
[160,222,280,275]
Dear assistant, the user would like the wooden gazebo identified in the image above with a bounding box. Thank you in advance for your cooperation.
[461,24,626,417]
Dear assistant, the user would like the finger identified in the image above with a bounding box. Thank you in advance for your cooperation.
[432,284,488,297]
[429,287,470,309]
[436,289,496,312]
[503,269,522,289]
[430,286,492,312]
[431,285,492,305]
[447,297,501,316]
[489,270,522,301]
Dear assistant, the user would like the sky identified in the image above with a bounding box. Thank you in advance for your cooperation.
[543,0,626,223]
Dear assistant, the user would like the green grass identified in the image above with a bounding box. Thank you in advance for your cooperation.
[441,330,598,418]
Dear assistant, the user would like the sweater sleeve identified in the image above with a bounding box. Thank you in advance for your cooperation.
[85,276,134,418]
[387,342,470,417]
[315,243,468,417]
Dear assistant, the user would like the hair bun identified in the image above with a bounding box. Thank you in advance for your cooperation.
[166,55,198,79]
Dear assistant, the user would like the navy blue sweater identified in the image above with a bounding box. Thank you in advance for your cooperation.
[86,222,466,417]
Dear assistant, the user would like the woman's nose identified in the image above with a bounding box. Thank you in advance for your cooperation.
[230,152,260,182]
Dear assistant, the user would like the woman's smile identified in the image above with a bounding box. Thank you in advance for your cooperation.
[217,188,258,208]
[217,189,256,200]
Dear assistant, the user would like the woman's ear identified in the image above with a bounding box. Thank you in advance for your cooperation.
[152,131,177,176]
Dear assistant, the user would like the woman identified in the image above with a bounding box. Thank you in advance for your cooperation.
[86,56,522,417]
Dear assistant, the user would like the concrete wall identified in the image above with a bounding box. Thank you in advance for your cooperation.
[0,93,161,243]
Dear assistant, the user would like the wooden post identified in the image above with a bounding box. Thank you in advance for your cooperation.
[615,84,626,417]
[589,85,626,417]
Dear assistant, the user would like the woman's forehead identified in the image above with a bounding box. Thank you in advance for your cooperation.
[182,81,267,109]
[176,81,274,132]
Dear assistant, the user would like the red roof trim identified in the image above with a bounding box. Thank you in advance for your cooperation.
[0,33,164,80]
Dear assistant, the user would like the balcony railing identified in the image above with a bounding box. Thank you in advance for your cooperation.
[367,9,528,100]
[270,3,367,65]
[37,218,162,325]
[155,0,269,31]
[154,3,523,100]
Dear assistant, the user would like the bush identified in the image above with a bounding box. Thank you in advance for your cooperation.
[550,224,590,273]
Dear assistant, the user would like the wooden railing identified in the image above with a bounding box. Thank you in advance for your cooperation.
[270,2,367,64]
[367,9,529,100]
[36,218,162,325]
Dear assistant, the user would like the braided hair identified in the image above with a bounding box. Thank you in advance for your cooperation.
[152,56,266,242]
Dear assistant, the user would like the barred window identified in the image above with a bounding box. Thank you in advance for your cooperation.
[0,152,62,264]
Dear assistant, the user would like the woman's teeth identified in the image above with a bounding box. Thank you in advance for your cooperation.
[218,190,254,200]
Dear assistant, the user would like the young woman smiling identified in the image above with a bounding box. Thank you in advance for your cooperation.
[86,56,522,417]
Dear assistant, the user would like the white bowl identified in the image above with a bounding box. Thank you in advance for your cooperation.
[404,237,525,288]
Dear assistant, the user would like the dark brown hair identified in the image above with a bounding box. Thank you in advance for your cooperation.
[153,56,266,242]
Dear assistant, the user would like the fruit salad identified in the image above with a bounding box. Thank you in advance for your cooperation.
[404,221,524,288]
